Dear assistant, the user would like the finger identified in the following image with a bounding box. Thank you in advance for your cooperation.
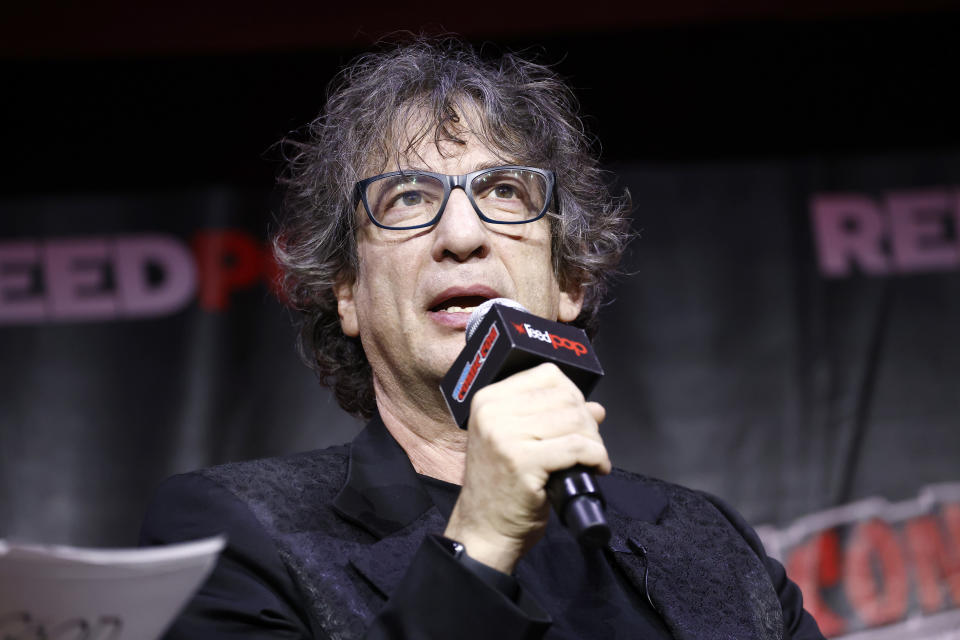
[473,401,603,444]
[471,386,597,433]
[479,362,584,401]
[521,434,613,477]
[586,401,606,425]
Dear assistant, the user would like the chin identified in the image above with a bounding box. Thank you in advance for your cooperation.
[428,339,466,379]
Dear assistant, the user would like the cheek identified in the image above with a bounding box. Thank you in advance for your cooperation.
[353,244,419,318]
[351,247,386,323]
[511,250,561,313]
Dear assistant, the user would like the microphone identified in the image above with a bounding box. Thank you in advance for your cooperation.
[440,298,610,547]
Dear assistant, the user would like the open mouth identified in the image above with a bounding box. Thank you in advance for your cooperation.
[429,295,491,314]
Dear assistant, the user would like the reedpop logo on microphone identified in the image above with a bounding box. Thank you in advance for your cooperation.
[511,321,588,357]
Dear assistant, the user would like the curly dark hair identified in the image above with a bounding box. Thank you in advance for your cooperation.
[275,37,632,419]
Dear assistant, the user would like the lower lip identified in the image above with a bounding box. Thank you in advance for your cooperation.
[427,310,471,329]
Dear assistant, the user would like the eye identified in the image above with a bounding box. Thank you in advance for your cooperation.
[493,184,518,199]
[398,191,422,206]
[385,187,432,211]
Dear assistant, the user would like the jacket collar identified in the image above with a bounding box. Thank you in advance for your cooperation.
[331,413,435,539]
[597,471,669,551]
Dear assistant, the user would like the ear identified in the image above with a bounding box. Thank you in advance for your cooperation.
[557,281,584,323]
[334,275,360,338]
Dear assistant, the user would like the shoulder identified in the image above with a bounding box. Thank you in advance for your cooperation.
[610,472,826,640]
[138,445,354,639]
[605,467,770,558]
[692,490,771,558]
[604,470,825,638]
[199,445,350,505]
[606,468,761,528]
[601,467,726,524]
[605,466,706,501]
[140,443,351,546]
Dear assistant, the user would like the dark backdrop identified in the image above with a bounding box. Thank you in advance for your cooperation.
[2,10,959,638]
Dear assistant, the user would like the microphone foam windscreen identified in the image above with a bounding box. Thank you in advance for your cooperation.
[465,298,529,340]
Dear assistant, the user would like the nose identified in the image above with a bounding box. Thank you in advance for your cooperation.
[431,187,489,262]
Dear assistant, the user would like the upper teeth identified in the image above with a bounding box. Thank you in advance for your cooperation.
[444,306,477,313]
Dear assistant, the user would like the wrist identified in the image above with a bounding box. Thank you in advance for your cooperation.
[443,516,523,574]
[432,535,520,600]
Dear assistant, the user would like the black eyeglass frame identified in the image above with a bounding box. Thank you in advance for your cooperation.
[352,165,557,231]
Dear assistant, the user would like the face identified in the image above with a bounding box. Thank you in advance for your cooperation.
[335,130,583,410]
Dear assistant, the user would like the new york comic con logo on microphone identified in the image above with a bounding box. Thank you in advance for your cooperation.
[453,323,500,402]
[512,322,588,356]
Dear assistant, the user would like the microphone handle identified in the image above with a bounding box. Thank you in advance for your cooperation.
[545,465,610,547]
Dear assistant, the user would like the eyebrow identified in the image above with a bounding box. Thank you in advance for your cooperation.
[396,161,512,175]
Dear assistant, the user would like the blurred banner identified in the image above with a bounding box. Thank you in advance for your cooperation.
[758,484,960,640]
[2,151,959,637]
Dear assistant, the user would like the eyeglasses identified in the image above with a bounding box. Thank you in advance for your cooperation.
[353,166,556,231]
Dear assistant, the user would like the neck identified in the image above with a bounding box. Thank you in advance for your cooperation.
[373,377,467,485]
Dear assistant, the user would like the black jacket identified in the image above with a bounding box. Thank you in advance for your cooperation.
[140,415,824,639]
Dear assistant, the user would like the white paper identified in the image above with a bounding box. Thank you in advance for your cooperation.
[0,535,225,640]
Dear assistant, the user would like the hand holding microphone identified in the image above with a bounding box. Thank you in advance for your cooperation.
[440,299,611,572]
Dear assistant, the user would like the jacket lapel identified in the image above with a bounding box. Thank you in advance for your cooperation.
[599,471,669,615]
[347,507,448,597]
[603,473,783,640]
[332,415,434,538]
[332,415,447,597]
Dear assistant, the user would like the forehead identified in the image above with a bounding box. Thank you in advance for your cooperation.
[365,102,516,177]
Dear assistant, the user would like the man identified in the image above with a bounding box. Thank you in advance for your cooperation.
[142,39,824,639]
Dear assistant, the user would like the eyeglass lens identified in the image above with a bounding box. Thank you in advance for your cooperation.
[365,168,548,228]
